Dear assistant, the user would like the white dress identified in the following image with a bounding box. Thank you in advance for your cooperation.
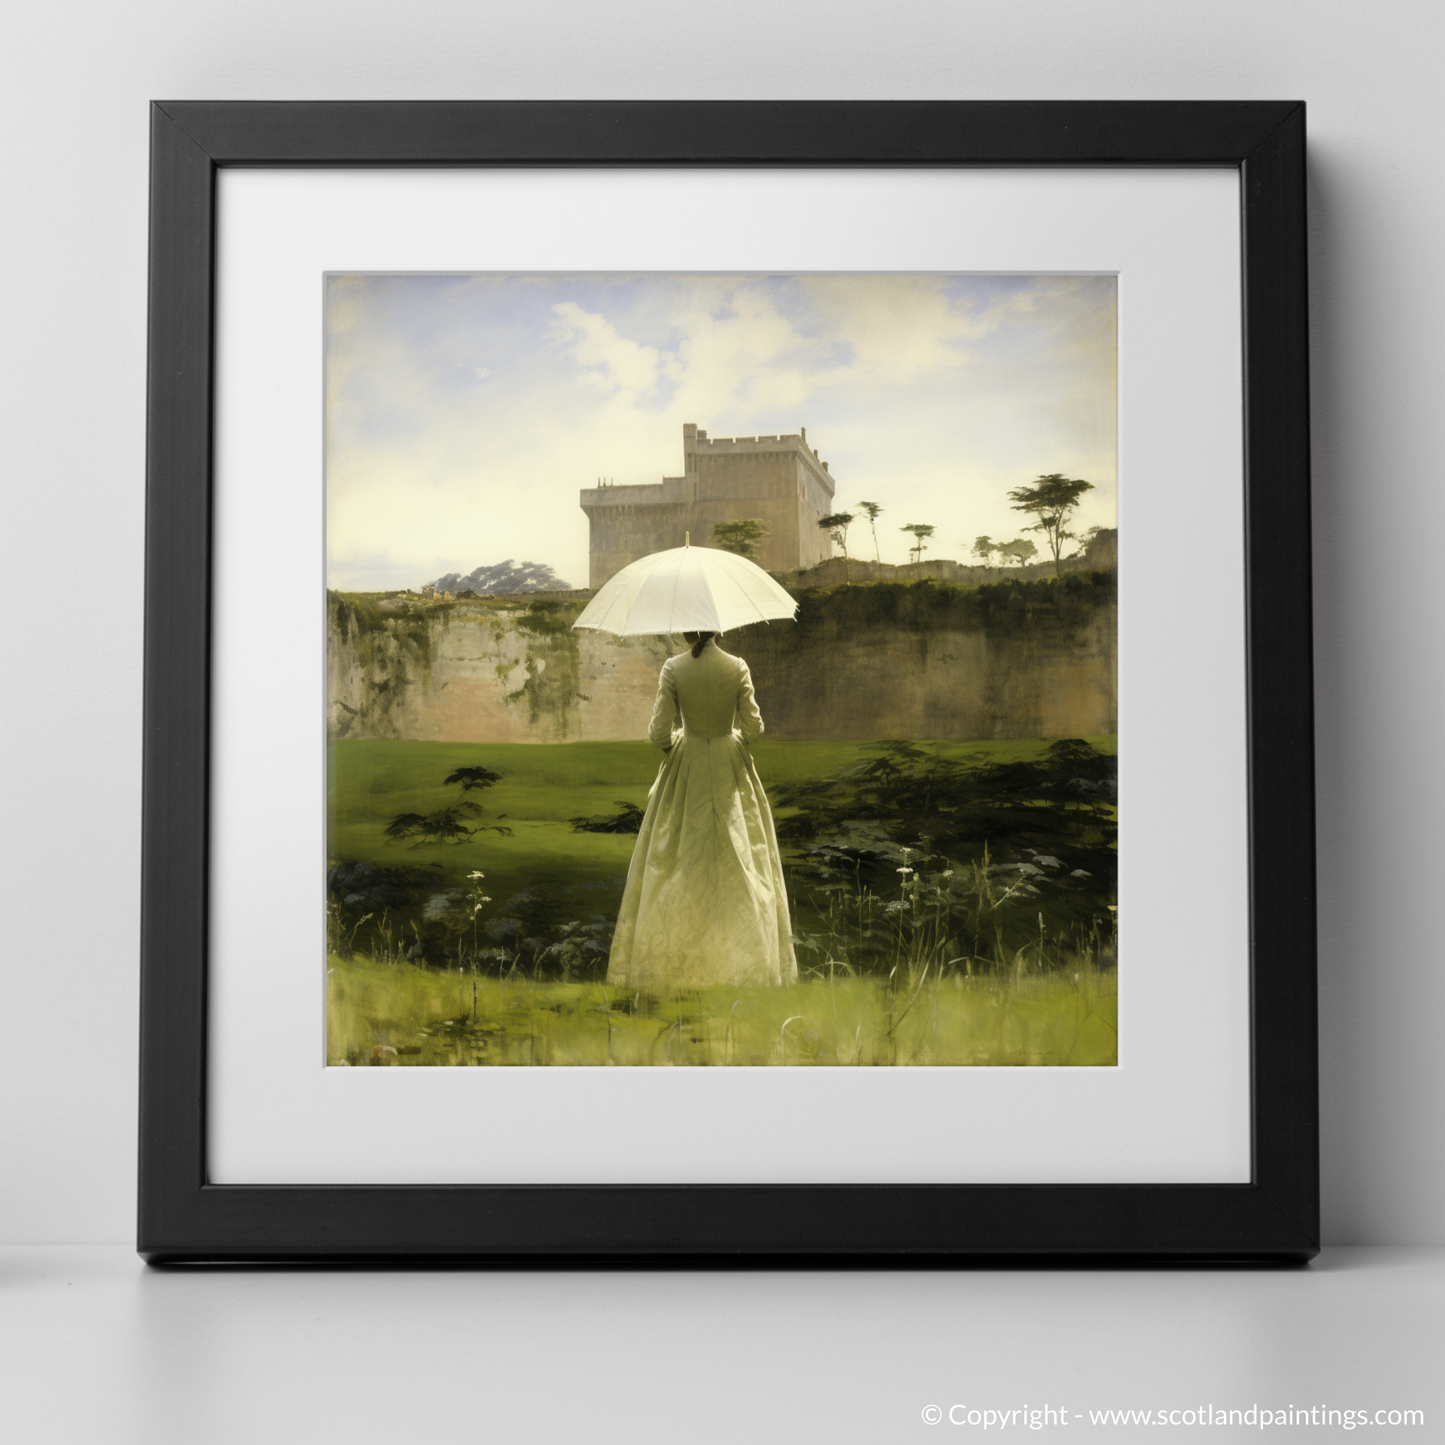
[606,643,798,991]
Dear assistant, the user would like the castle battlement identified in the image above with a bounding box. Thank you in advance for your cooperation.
[683,424,832,470]
[580,423,839,589]
[578,476,692,508]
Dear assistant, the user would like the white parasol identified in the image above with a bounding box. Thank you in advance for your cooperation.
[572,541,798,637]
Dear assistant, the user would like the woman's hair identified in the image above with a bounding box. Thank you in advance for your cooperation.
[682,630,716,659]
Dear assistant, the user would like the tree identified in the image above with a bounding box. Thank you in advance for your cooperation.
[1006,473,1095,576]
[900,523,935,564]
[568,800,645,834]
[386,766,512,846]
[857,500,884,560]
[443,766,503,795]
[999,537,1039,567]
[385,804,484,846]
[817,511,856,582]
[710,518,770,562]
[971,535,998,566]
[385,801,514,845]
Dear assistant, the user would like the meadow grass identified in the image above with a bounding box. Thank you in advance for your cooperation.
[329,735,1116,911]
[327,952,1117,1068]
[328,736,1118,1067]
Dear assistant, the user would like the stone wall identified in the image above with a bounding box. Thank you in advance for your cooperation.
[328,573,1117,744]
[578,423,838,588]
[329,593,672,744]
[733,576,1117,741]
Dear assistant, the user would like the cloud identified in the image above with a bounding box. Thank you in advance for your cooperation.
[660,284,823,417]
[802,275,981,385]
[324,273,1117,588]
[550,302,660,397]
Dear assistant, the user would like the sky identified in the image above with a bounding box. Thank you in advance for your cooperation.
[325,273,1116,592]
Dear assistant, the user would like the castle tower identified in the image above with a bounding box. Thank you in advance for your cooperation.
[578,424,837,589]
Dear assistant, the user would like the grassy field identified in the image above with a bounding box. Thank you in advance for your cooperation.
[327,736,1118,1067]
[328,952,1118,1067]
[329,736,1114,914]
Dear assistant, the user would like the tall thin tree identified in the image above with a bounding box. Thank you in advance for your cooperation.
[818,511,856,582]
[900,523,935,565]
[857,500,884,561]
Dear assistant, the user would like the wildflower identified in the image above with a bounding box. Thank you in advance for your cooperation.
[896,866,913,876]
[467,871,486,880]
[941,870,954,879]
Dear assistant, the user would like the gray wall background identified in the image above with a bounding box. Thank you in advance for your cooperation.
[2,0,1438,1245]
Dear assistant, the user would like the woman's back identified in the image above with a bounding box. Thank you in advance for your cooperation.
[649,645,764,746]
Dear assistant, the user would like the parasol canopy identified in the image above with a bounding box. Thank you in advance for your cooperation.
[572,543,798,637]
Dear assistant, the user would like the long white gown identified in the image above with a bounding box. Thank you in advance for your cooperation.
[606,642,798,991]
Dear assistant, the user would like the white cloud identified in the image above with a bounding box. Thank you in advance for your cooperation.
[803,275,980,385]
[325,274,1116,588]
[550,302,660,397]
[663,285,823,418]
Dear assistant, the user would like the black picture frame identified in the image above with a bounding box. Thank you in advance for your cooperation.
[140,100,1316,1263]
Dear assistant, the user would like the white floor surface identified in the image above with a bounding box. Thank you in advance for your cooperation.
[0,1246,1439,1443]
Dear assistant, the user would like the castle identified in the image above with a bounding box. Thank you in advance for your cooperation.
[578,423,837,589]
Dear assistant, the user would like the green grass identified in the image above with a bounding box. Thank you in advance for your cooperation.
[329,739,660,906]
[328,736,1116,910]
[328,952,1118,1068]
[327,736,1118,1067]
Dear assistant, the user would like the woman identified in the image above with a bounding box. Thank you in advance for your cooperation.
[606,631,797,991]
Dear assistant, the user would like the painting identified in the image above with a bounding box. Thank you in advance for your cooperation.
[325,272,1118,1068]
[142,99,1315,1261]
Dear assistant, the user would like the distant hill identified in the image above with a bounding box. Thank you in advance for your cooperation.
[428,560,574,594]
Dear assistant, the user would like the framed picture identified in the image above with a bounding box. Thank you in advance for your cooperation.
[141,101,1316,1261]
